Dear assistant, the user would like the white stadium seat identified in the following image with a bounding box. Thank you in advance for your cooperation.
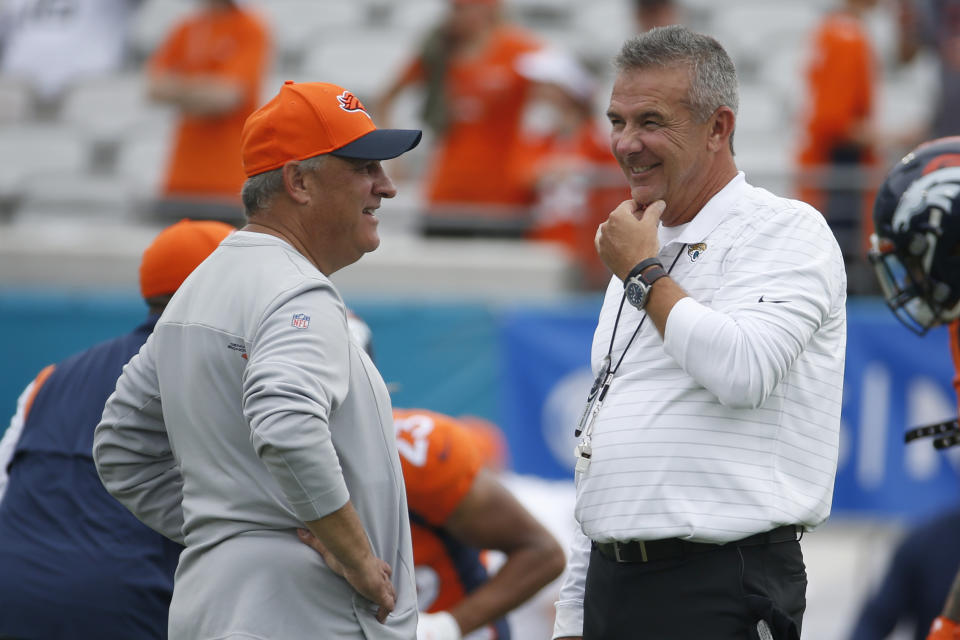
[0,76,35,124]
[128,0,196,60]
[13,172,140,224]
[0,124,91,200]
[299,29,413,102]
[60,73,173,148]
[113,117,177,199]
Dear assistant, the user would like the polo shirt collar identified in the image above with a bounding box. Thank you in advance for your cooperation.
[658,171,747,247]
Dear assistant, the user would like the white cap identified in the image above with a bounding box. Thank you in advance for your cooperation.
[516,48,596,104]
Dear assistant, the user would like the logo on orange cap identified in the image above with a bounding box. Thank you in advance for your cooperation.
[337,91,370,117]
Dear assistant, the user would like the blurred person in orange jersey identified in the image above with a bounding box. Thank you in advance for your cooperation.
[393,408,565,640]
[323,313,565,640]
[375,0,544,236]
[796,0,882,268]
[511,48,628,290]
[147,0,270,225]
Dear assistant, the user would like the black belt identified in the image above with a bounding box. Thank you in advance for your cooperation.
[594,525,800,564]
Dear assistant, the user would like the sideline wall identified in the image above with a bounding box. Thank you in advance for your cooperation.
[2,292,956,522]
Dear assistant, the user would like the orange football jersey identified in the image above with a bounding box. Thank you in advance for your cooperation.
[394,409,483,613]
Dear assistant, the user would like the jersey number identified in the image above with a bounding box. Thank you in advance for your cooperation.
[395,414,435,467]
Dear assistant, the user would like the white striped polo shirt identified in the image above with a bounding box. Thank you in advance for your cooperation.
[578,171,847,543]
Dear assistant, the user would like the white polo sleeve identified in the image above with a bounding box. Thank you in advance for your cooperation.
[663,204,843,409]
[94,334,186,543]
[553,523,592,638]
[243,285,351,524]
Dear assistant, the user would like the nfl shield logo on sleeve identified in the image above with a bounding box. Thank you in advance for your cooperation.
[291,313,311,329]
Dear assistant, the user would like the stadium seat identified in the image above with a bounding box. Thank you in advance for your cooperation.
[736,83,788,136]
[60,73,172,152]
[386,0,446,37]
[0,76,35,124]
[569,1,636,62]
[299,29,413,103]
[708,3,818,81]
[128,0,196,61]
[113,117,176,200]
[876,59,939,136]
[0,124,92,201]
[13,172,140,225]
[258,0,373,70]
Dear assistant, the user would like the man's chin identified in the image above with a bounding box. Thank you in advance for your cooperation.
[630,186,658,206]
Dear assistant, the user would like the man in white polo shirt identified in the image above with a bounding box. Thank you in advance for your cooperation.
[553,25,847,640]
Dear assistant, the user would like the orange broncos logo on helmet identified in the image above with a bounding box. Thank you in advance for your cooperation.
[337,91,367,114]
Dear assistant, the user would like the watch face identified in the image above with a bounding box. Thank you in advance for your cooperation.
[626,279,646,309]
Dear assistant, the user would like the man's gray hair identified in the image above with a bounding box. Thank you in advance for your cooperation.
[615,25,739,125]
[241,154,328,216]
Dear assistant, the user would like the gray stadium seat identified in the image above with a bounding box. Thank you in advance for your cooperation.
[708,3,818,81]
[0,124,91,201]
[128,0,196,61]
[113,117,176,200]
[13,172,140,224]
[60,73,173,151]
[0,76,35,124]
[299,29,412,102]
[259,0,372,70]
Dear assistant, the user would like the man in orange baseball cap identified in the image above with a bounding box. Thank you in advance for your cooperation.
[0,218,232,640]
[94,81,423,639]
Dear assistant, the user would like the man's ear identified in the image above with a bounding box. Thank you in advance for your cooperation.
[282,161,311,205]
[707,106,735,153]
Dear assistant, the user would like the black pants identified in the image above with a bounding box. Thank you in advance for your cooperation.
[583,536,807,640]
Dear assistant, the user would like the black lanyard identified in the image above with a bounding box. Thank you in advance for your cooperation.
[575,243,687,438]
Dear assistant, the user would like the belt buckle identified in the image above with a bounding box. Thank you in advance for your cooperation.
[614,540,648,563]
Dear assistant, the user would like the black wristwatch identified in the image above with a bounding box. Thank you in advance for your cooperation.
[624,259,668,310]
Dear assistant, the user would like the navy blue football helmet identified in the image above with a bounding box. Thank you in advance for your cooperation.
[869,137,960,334]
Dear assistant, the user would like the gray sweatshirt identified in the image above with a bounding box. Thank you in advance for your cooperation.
[94,231,417,639]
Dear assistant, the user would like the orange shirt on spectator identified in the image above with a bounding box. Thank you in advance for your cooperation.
[149,6,269,201]
[517,122,626,288]
[796,11,877,251]
[399,25,541,208]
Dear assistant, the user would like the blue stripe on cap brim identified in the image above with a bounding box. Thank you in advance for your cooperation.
[331,129,422,160]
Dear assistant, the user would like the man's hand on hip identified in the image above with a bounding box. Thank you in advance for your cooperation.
[596,199,665,281]
[297,528,396,623]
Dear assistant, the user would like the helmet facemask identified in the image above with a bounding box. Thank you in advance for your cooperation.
[870,167,960,334]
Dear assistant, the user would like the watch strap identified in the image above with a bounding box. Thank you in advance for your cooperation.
[640,265,668,287]
[625,257,663,284]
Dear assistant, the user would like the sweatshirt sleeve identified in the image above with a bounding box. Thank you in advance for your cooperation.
[94,335,186,543]
[242,285,352,523]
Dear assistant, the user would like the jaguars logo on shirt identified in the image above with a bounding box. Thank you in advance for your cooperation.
[687,243,707,262]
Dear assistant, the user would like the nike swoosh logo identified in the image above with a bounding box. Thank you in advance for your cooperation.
[758,296,789,303]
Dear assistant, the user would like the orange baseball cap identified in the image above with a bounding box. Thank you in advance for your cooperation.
[241,81,422,177]
[139,219,235,299]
